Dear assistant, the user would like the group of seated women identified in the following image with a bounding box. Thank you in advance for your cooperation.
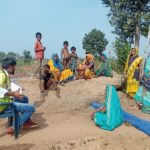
[47,53,113,85]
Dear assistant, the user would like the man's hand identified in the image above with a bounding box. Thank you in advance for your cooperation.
[13,92,24,99]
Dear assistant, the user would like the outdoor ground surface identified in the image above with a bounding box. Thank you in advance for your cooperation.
[0,64,150,150]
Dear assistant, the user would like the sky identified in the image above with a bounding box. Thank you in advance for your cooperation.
[0,0,147,58]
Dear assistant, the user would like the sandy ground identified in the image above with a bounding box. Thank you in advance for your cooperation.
[0,73,150,150]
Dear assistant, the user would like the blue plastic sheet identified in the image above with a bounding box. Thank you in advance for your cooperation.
[91,102,150,136]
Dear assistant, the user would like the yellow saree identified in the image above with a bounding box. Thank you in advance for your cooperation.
[78,54,94,79]
[124,48,142,97]
[48,54,74,82]
[48,59,61,82]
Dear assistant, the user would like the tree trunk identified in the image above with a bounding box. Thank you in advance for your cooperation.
[134,24,140,49]
[141,26,150,76]
[144,26,150,58]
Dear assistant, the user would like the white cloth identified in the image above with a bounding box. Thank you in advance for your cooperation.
[11,82,22,94]
[0,87,8,98]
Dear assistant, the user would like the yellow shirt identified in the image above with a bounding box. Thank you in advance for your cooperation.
[0,70,12,112]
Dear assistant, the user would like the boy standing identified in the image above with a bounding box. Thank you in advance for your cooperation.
[61,41,70,69]
[34,32,46,77]
[69,46,78,75]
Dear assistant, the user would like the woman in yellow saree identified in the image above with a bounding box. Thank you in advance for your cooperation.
[48,53,62,82]
[124,48,143,97]
[48,53,74,83]
[77,54,94,80]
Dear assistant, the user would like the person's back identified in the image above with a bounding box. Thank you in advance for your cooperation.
[94,85,123,131]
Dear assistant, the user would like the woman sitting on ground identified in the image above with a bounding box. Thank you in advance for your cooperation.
[134,54,150,114]
[95,53,113,78]
[91,85,123,131]
[77,54,94,80]
[48,53,74,84]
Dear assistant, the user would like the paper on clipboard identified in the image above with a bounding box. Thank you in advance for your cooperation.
[11,82,22,94]
[0,87,8,98]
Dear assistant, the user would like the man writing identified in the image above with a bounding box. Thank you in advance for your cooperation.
[0,58,38,134]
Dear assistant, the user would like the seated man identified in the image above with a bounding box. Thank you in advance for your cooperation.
[40,64,60,97]
[0,58,38,134]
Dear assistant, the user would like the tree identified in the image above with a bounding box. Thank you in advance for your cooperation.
[0,51,6,63]
[23,50,32,63]
[111,38,131,73]
[82,28,108,55]
[7,52,17,60]
[101,0,150,48]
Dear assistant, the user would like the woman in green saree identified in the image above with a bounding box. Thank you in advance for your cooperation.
[92,85,123,131]
[95,53,113,77]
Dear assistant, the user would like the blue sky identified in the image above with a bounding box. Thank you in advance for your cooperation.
[0,0,147,58]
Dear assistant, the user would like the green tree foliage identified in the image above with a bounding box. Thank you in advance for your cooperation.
[23,50,32,64]
[141,13,150,37]
[82,28,108,55]
[101,0,150,48]
[111,38,131,73]
[7,52,17,60]
[0,51,6,63]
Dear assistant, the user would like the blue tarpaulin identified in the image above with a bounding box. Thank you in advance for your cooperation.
[91,102,150,136]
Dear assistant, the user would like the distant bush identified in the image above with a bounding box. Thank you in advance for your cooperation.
[0,51,6,63]
[23,50,32,64]
[111,39,131,74]
[82,28,108,55]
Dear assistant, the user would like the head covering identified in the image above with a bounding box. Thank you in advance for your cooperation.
[51,53,63,71]
[94,85,123,131]
[124,47,139,72]
[86,54,94,62]
[130,48,139,57]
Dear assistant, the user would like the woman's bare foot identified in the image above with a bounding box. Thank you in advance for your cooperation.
[128,105,139,110]
[90,112,95,120]
[127,95,133,100]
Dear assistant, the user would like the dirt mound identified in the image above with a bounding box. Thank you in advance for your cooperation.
[0,73,149,150]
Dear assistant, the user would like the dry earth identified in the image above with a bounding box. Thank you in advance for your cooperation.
[0,72,150,150]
